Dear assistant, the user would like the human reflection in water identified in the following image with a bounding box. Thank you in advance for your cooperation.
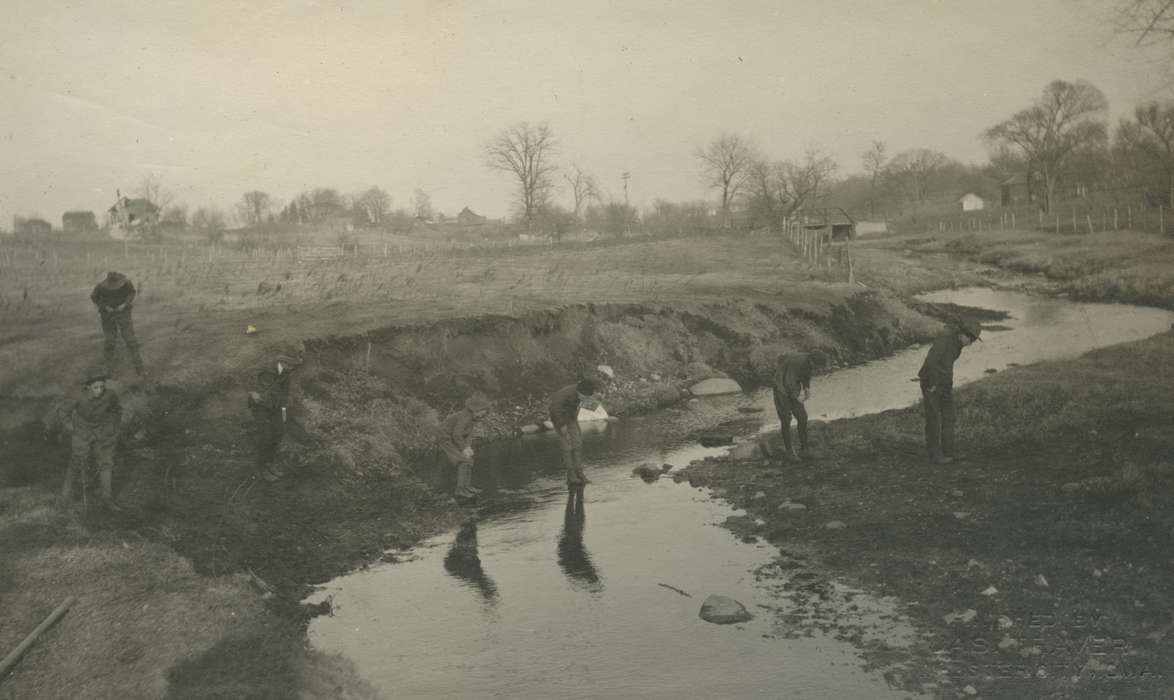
[557,492,603,593]
[443,520,498,605]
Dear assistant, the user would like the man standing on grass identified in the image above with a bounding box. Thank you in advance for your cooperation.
[436,393,492,502]
[62,367,123,512]
[919,320,982,466]
[249,349,302,482]
[90,271,145,376]
[772,351,824,460]
[549,378,600,506]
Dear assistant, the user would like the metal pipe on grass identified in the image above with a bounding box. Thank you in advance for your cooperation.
[0,596,76,681]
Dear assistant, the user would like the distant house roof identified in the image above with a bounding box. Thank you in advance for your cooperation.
[958,192,985,201]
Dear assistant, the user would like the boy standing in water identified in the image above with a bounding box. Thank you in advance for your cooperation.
[549,379,600,505]
[437,394,492,501]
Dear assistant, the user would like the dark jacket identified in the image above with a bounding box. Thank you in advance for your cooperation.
[254,367,292,414]
[437,408,475,463]
[549,384,581,430]
[91,281,136,311]
[73,390,121,431]
[918,332,964,390]
[775,353,813,398]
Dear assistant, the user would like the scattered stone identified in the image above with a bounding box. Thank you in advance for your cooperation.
[951,489,964,499]
[1061,482,1081,495]
[981,586,999,597]
[1021,646,1041,657]
[998,615,1014,629]
[944,609,978,625]
[778,502,807,512]
[825,520,847,530]
[1093,568,1103,579]
[632,463,663,482]
[1035,574,1049,588]
[650,373,661,381]
[1035,667,1048,679]
[661,464,674,472]
[752,491,767,500]
[688,398,700,404]
[699,594,753,624]
[953,512,970,520]
[596,364,615,379]
[689,377,742,396]
[998,635,1019,650]
[967,559,984,570]
[543,419,554,430]
[728,442,762,461]
[520,424,542,434]
[962,685,977,696]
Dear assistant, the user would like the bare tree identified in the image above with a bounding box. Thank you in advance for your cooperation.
[236,191,273,228]
[778,148,838,215]
[744,158,783,231]
[886,148,949,206]
[861,141,888,217]
[694,133,757,230]
[1114,0,1174,46]
[411,188,434,221]
[1116,100,1174,206]
[161,204,188,228]
[484,122,559,234]
[984,80,1108,213]
[191,206,227,243]
[354,187,392,226]
[136,173,173,210]
[563,164,600,224]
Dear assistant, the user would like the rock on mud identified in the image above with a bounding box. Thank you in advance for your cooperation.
[632,462,665,482]
[688,378,742,396]
[727,442,762,461]
[699,594,753,624]
[596,364,615,379]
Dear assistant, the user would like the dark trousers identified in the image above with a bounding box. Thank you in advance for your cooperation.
[63,424,117,500]
[772,388,808,451]
[921,383,955,459]
[556,421,586,485]
[100,310,143,372]
[254,410,285,471]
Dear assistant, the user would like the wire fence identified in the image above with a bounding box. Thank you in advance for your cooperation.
[910,202,1174,236]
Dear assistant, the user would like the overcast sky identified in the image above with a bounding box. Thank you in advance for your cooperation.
[0,0,1168,224]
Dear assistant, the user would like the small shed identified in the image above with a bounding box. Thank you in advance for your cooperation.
[999,174,1037,207]
[14,216,52,235]
[804,208,856,241]
[959,193,985,212]
[63,210,99,233]
[457,206,488,226]
[107,195,160,238]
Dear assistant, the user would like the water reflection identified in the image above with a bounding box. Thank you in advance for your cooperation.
[442,520,498,605]
[557,493,603,593]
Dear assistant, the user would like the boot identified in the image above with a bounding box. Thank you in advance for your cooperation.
[100,468,122,511]
[454,463,477,499]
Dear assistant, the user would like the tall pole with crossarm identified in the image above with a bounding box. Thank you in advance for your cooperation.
[622,171,631,237]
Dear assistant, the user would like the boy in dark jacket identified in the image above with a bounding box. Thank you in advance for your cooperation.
[62,367,123,511]
[249,351,302,481]
[90,271,144,375]
[919,320,982,465]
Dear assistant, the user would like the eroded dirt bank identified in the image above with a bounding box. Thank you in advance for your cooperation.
[0,287,942,698]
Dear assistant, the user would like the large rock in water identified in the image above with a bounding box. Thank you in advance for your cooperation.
[688,378,742,396]
[578,405,609,423]
[632,462,664,482]
[699,594,753,624]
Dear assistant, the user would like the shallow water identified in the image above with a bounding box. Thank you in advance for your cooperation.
[307,289,1174,699]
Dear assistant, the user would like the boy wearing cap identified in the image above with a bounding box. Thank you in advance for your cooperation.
[436,394,492,501]
[62,368,123,511]
[549,379,600,498]
[918,320,981,465]
[90,271,144,375]
[772,351,824,460]
[249,352,301,482]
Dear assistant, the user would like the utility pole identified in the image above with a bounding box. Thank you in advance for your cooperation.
[622,171,631,237]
